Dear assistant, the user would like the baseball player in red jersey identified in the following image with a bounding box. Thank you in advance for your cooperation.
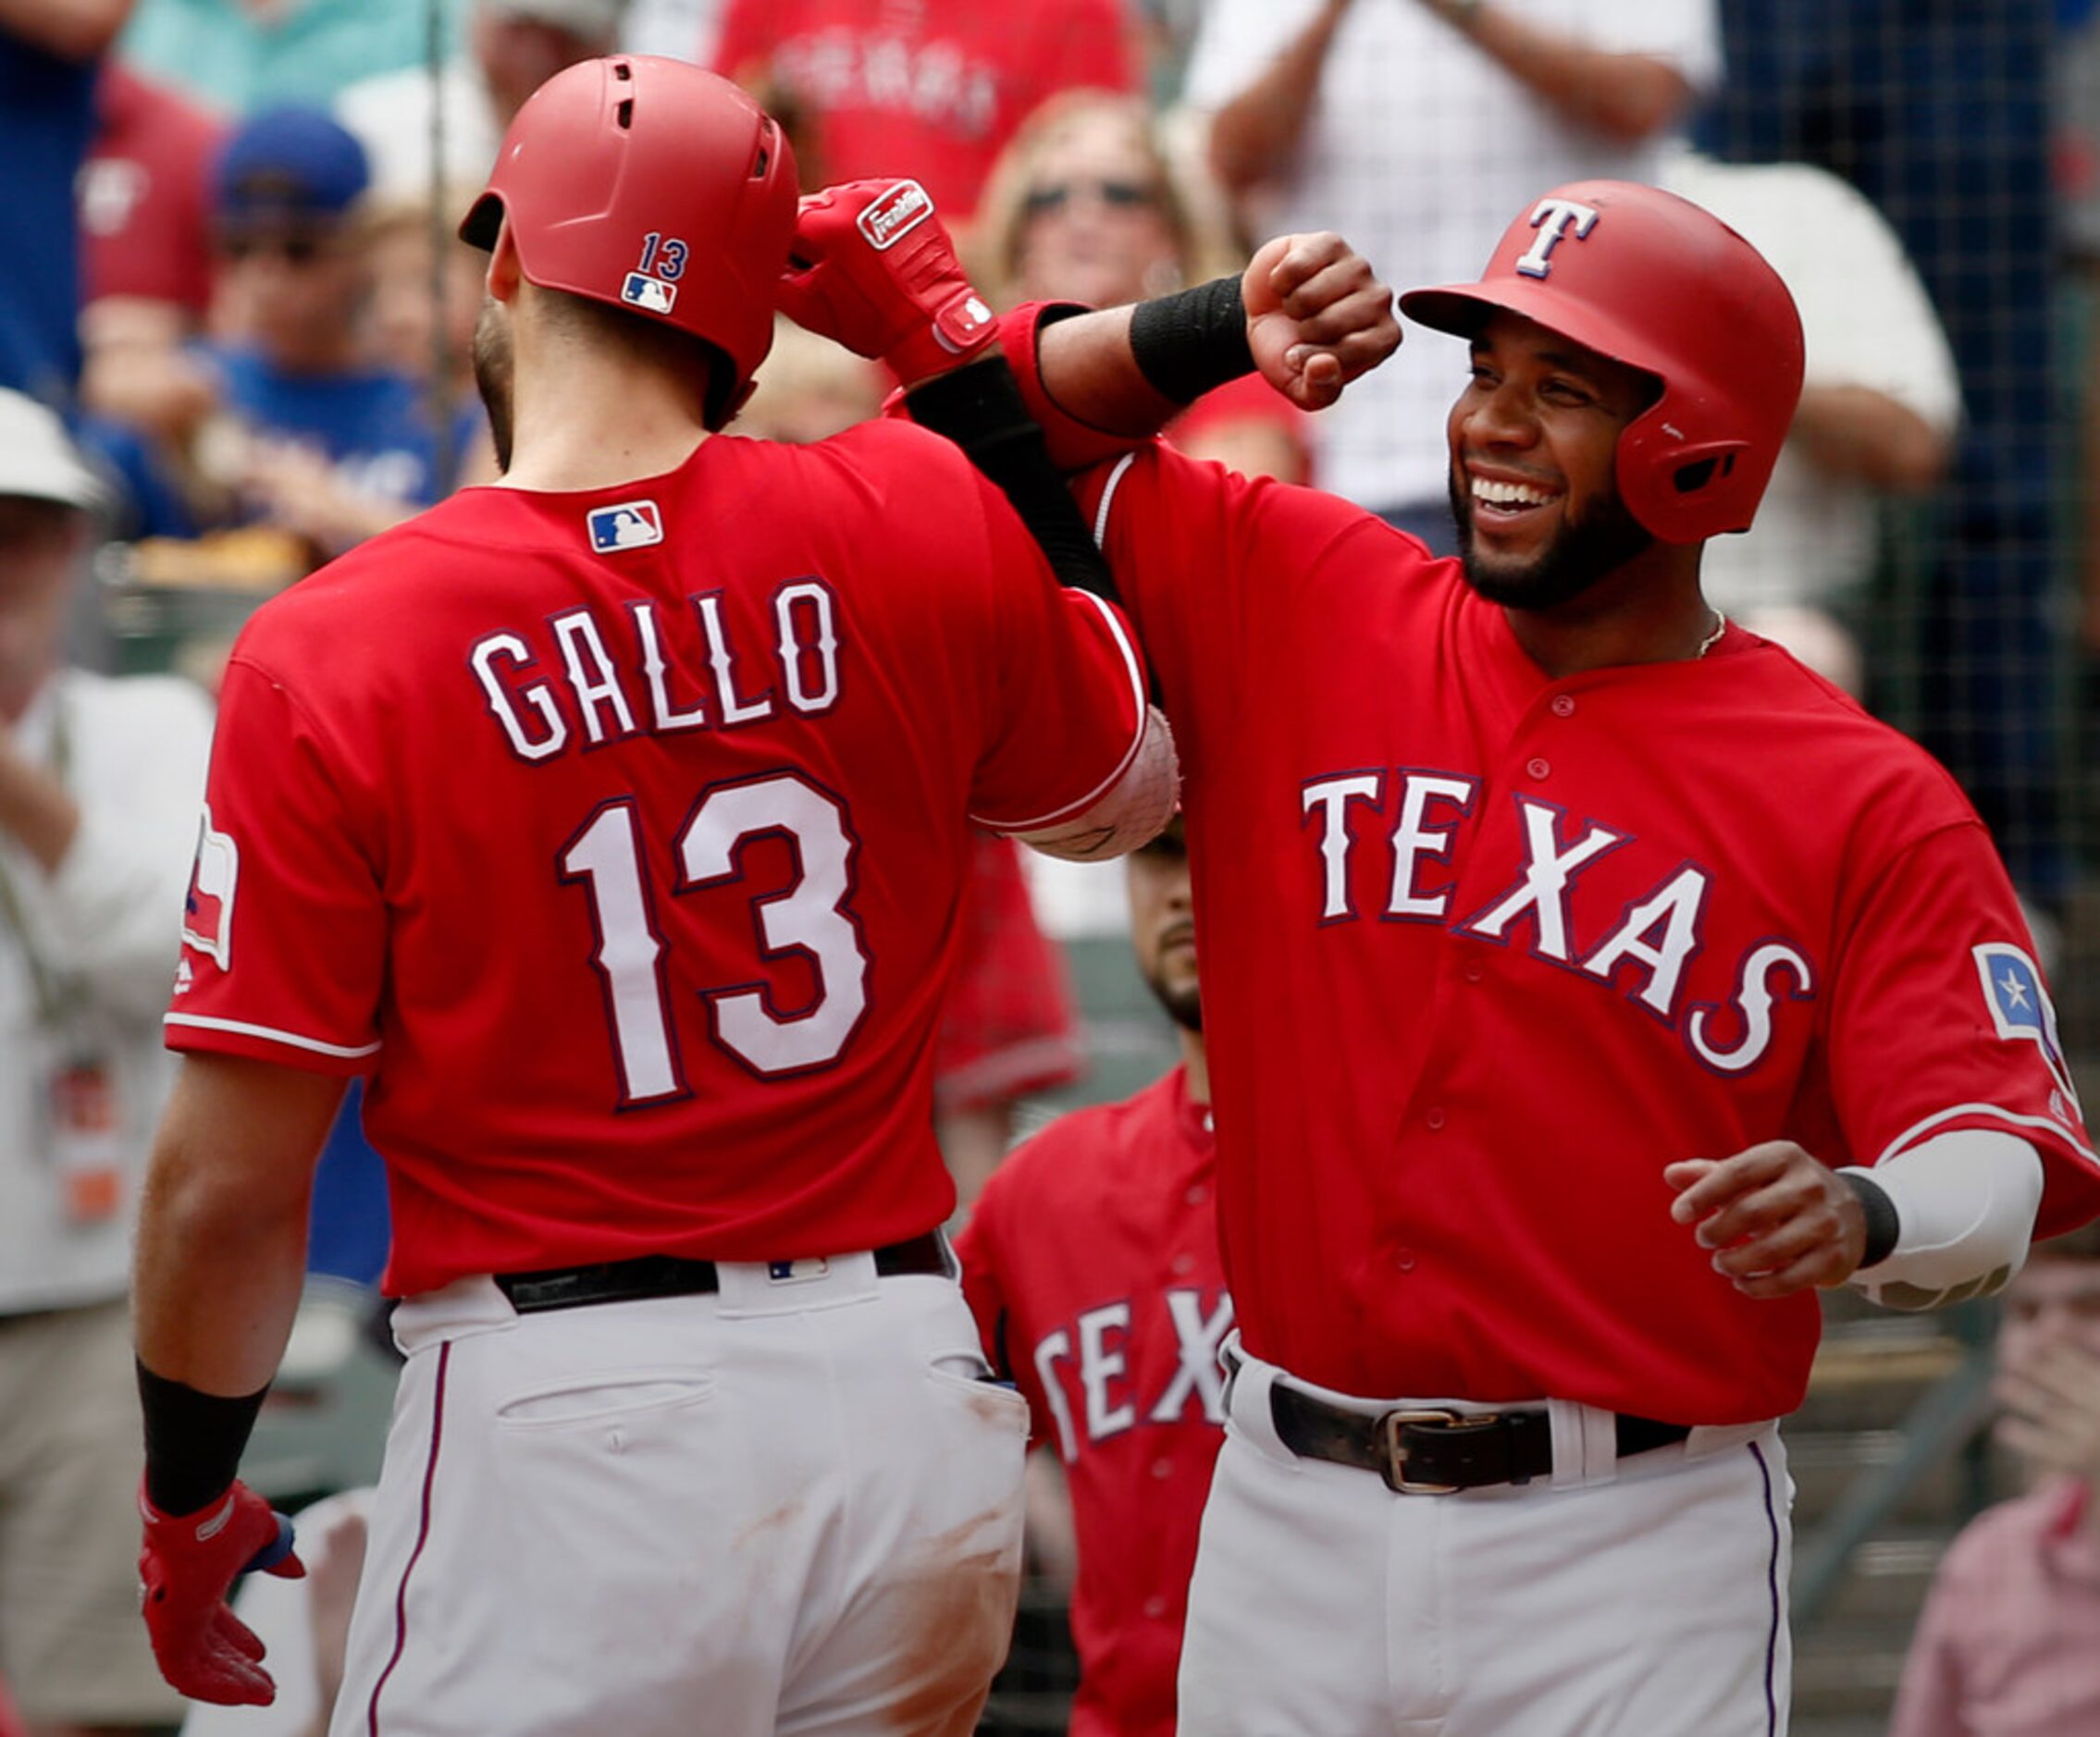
[957,816,1227,1737]
[789,180,2100,1734]
[126,59,1179,1736]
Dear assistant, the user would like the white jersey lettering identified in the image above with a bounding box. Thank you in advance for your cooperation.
[1580,865,1711,1016]
[1386,772,1479,920]
[1462,798,1623,961]
[552,609,639,745]
[1302,773,1384,920]
[1076,1302,1137,1441]
[470,632,569,761]
[1147,1288,1235,1425]
[1687,942,1816,1074]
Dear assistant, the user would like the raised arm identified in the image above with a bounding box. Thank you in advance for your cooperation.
[1204,0,1355,194]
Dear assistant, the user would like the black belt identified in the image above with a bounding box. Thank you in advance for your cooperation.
[1267,1380,1691,1495]
[493,1231,954,1314]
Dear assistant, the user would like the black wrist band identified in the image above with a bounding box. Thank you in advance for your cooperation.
[138,1361,270,1517]
[1842,1172,1902,1270]
[1129,276,1254,406]
[908,357,1123,607]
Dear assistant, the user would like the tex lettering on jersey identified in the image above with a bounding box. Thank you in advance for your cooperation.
[1030,1287,1233,1463]
[1301,768,1818,1076]
[467,575,844,762]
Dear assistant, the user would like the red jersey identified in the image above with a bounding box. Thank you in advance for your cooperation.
[957,1066,1227,1737]
[711,0,1134,222]
[80,65,222,313]
[1070,443,2100,1423]
[167,422,1147,1296]
[933,831,1081,1112]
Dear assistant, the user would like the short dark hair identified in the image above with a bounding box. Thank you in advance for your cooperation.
[535,286,740,426]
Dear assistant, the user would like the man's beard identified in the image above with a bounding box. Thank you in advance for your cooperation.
[1450,467,1654,611]
[473,299,516,474]
[1142,954,1202,1035]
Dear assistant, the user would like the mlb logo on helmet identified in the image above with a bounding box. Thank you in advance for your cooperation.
[857,180,933,252]
[622,272,678,314]
[587,499,664,552]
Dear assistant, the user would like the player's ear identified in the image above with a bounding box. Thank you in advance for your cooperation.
[486,218,524,304]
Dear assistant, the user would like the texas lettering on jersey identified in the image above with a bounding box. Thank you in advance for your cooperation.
[1301,770,1813,1078]
[1030,1285,1234,1461]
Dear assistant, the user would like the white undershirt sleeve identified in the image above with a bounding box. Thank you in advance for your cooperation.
[1841,1128,2044,1312]
[1019,706,1179,862]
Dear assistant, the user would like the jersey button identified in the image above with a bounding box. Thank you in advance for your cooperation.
[1463,959,1485,983]
[1526,757,1550,781]
[1184,1184,1208,1206]
[1143,1596,1169,1620]
[1170,1251,1196,1276]
[1426,1106,1447,1131]
[1550,695,1576,719]
[1152,1457,1174,1481]
[1394,1247,1417,1273]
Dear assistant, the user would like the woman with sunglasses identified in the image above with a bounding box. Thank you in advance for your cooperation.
[972,90,1315,488]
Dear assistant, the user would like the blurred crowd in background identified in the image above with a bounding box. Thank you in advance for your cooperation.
[8,1,2100,1732]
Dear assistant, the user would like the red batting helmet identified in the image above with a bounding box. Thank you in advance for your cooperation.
[460,55,797,430]
[1400,180,1804,545]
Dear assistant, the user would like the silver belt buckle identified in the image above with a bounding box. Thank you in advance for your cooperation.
[1379,1407,1473,1495]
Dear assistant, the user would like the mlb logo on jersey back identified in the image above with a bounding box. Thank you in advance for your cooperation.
[587,499,663,552]
[621,272,677,314]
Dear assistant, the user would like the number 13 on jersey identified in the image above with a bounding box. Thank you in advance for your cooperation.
[558,770,871,1103]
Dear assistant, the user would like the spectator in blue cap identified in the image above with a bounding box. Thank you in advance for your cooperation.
[94,104,449,566]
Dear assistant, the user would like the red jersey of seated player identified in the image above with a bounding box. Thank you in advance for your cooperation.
[711,0,1134,223]
[957,1066,1227,1737]
[166,420,1148,1296]
[1035,425,2100,1426]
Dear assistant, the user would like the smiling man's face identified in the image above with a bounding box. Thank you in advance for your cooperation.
[1446,310,1659,613]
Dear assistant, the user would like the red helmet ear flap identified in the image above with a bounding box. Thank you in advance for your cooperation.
[1616,414,1760,546]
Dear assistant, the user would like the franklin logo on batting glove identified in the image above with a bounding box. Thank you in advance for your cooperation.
[856,180,933,251]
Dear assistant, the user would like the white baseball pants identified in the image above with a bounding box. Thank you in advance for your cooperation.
[331,1255,1028,1737]
[1178,1346,1793,1737]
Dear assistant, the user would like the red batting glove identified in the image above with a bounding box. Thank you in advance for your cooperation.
[776,179,997,387]
[139,1478,304,1706]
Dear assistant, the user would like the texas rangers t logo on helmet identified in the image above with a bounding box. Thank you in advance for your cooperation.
[1514,197,1600,280]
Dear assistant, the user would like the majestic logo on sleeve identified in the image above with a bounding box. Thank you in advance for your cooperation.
[587,499,664,553]
[1514,197,1600,280]
[179,804,239,971]
[1975,942,2081,1115]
